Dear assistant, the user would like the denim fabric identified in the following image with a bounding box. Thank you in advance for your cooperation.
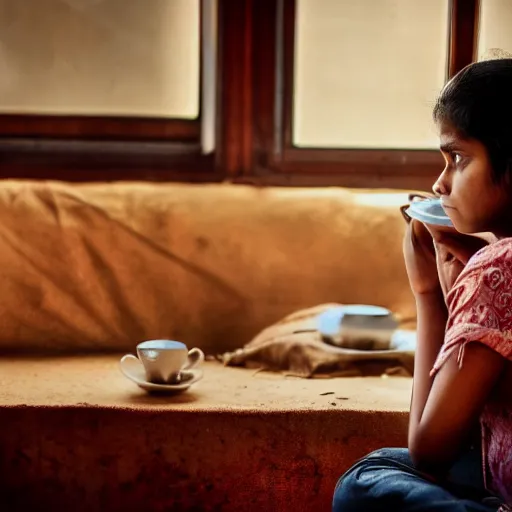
[333,448,504,511]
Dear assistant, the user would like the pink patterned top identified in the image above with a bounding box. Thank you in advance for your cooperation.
[431,238,512,506]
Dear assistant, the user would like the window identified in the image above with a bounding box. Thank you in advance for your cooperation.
[0,0,214,180]
[0,0,483,189]
[243,0,479,190]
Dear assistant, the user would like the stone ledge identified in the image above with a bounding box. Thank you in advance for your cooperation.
[0,356,411,511]
[0,356,412,412]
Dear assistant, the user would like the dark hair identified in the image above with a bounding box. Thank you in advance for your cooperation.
[433,58,512,182]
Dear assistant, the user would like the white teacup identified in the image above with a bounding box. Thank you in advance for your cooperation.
[122,340,204,384]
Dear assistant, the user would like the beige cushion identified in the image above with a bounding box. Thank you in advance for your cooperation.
[0,180,414,353]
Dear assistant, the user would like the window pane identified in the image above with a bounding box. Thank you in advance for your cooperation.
[0,0,200,119]
[478,0,512,59]
[293,0,450,149]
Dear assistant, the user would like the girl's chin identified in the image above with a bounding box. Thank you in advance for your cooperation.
[451,219,488,236]
[448,217,471,234]
[446,211,472,234]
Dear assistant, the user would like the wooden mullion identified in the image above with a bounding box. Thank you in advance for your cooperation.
[215,0,254,177]
[449,0,480,77]
[251,0,279,168]
[281,0,296,152]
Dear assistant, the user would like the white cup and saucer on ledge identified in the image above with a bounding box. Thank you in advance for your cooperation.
[120,340,204,394]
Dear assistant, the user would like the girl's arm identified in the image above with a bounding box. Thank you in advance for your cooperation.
[408,292,505,473]
[403,219,505,474]
[408,292,446,455]
[409,323,505,474]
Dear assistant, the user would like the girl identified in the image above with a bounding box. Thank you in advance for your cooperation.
[333,59,512,511]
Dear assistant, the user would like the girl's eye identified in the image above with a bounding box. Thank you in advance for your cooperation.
[451,152,463,166]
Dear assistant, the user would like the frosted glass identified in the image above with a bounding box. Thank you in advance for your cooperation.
[294,0,450,149]
[477,0,512,61]
[0,0,200,118]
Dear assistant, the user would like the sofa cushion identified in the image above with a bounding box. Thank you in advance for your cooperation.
[0,180,414,353]
[0,355,411,511]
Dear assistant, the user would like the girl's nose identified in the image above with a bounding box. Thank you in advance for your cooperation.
[432,169,450,196]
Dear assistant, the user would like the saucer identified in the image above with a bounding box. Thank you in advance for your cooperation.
[119,354,203,393]
[405,197,453,227]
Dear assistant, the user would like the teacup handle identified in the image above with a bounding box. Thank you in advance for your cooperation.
[182,348,205,370]
[121,354,139,364]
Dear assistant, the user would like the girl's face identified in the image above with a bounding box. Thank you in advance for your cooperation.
[432,121,512,237]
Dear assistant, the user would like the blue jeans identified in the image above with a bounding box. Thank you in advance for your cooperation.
[333,448,504,511]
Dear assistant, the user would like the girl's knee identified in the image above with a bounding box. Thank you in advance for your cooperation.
[332,448,410,512]
[365,447,411,464]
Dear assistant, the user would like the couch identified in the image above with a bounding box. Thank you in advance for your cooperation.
[0,180,415,511]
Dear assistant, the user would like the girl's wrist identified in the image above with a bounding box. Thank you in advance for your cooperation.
[414,288,445,304]
[414,290,448,327]
[414,289,448,322]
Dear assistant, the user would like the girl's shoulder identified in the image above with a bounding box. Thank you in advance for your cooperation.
[467,237,512,271]
[446,237,512,339]
[432,238,512,374]
[454,237,512,295]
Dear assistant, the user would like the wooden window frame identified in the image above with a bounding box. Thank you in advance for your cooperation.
[0,115,200,142]
[0,0,481,189]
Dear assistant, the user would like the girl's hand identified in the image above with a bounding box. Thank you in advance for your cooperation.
[425,226,489,297]
[403,219,441,297]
